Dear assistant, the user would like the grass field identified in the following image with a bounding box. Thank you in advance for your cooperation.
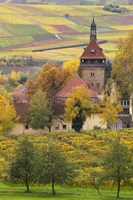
[0,182,132,200]
[0,4,132,61]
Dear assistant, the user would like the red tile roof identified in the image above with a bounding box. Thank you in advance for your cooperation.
[54,74,98,98]
[12,91,28,103]
[14,102,29,123]
[80,39,106,59]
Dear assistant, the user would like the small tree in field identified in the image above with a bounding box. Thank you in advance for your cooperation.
[103,138,133,198]
[35,140,73,195]
[9,137,35,193]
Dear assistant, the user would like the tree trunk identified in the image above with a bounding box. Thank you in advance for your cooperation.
[52,178,56,195]
[48,124,51,132]
[25,179,30,193]
[116,180,120,198]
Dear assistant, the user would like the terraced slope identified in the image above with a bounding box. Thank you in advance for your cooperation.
[0,4,132,61]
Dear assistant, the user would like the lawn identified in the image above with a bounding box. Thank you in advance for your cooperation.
[0,182,132,200]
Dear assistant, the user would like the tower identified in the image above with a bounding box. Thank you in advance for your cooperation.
[90,15,97,40]
[79,17,106,94]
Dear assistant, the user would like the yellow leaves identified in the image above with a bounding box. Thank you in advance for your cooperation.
[112,31,133,94]
[64,86,98,123]
[0,95,17,135]
[62,58,80,76]
[10,71,20,81]
[100,94,122,125]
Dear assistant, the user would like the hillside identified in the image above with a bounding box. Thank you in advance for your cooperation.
[0,4,133,61]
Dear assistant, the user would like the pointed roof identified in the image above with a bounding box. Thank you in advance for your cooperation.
[55,74,98,98]
[80,39,106,59]
[91,15,96,29]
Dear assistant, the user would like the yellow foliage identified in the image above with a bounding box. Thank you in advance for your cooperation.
[10,71,20,81]
[0,95,17,135]
[64,86,99,122]
[62,58,80,76]
[100,94,122,125]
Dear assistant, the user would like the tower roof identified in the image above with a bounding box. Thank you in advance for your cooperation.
[80,39,106,59]
[91,16,96,29]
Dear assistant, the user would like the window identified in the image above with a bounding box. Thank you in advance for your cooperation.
[91,49,95,53]
[62,124,67,130]
[91,72,94,77]
[91,83,94,87]
[54,124,59,130]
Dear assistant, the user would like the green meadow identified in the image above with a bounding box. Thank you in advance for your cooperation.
[0,182,132,200]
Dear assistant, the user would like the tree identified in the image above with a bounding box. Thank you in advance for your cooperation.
[62,58,80,76]
[10,71,20,82]
[112,32,133,95]
[35,140,73,195]
[29,90,53,132]
[9,137,35,193]
[0,95,16,135]
[26,62,75,99]
[64,86,99,132]
[103,138,133,198]
[100,79,122,128]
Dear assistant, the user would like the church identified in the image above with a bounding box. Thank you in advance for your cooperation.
[11,17,132,134]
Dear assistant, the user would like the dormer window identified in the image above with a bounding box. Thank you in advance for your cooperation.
[91,49,95,53]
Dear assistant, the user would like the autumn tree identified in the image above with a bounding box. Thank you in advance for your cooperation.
[0,95,16,135]
[26,62,75,99]
[10,137,35,193]
[10,71,20,82]
[103,137,133,198]
[29,90,53,132]
[64,86,99,132]
[62,58,80,76]
[100,78,122,128]
[112,31,133,95]
[35,140,73,195]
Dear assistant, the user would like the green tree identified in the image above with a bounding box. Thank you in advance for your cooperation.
[29,90,53,132]
[35,140,73,195]
[64,86,99,132]
[112,32,133,95]
[9,137,35,193]
[103,138,133,198]
[0,95,16,135]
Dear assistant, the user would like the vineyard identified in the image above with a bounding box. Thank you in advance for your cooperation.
[0,4,132,61]
[0,129,133,186]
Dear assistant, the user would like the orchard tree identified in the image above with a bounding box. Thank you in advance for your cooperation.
[9,137,35,193]
[0,95,16,135]
[29,90,53,132]
[112,31,133,95]
[64,86,99,132]
[35,140,73,195]
[103,138,133,198]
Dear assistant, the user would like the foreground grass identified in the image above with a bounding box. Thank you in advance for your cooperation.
[0,182,132,200]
